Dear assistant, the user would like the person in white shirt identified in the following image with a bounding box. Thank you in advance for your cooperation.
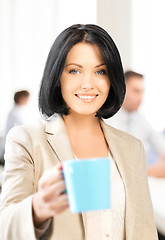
[0,90,30,164]
[105,70,165,178]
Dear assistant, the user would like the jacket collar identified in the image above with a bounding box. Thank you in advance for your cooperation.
[45,114,75,163]
[45,114,128,178]
[100,119,130,179]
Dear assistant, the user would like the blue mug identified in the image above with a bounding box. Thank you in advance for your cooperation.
[63,157,111,213]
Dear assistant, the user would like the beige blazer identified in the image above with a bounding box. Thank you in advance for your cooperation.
[0,114,158,240]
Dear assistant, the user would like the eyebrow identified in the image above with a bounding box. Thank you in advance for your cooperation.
[65,63,106,68]
[65,63,82,68]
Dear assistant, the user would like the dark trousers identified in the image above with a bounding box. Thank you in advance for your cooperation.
[158,231,165,240]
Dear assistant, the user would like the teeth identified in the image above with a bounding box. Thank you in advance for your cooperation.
[77,95,96,99]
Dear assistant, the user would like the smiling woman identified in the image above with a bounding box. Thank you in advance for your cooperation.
[39,24,125,119]
[60,42,110,116]
[0,24,158,240]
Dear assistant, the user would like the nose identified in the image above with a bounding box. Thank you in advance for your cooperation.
[81,73,94,90]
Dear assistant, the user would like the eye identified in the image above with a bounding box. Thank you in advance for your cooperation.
[69,69,79,74]
[96,70,106,75]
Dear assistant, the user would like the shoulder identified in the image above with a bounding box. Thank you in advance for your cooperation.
[6,120,46,143]
[103,120,147,174]
[102,119,141,144]
[102,119,145,161]
[6,114,65,143]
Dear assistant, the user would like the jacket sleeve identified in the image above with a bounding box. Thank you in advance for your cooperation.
[126,140,159,240]
[0,126,51,240]
[138,141,158,237]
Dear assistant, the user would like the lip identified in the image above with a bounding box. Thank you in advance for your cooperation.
[75,93,98,103]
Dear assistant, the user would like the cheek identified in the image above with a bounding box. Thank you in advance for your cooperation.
[126,91,133,100]
[103,80,111,94]
[60,79,76,104]
[60,73,77,91]
[61,84,75,97]
[60,80,68,101]
[60,76,70,93]
[99,77,110,87]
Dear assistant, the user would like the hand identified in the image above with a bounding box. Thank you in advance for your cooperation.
[32,163,69,227]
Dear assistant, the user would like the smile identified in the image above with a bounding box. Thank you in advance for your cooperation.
[75,94,98,102]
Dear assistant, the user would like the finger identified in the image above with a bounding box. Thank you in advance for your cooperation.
[49,194,69,216]
[39,164,63,189]
[40,180,67,202]
[56,193,69,206]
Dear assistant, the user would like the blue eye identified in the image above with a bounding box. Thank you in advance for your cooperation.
[96,70,105,75]
[70,69,78,74]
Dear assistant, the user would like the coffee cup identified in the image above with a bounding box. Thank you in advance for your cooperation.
[63,157,111,213]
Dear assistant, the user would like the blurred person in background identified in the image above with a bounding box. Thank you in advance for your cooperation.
[105,71,165,178]
[0,90,30,164]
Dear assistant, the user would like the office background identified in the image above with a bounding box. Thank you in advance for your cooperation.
[0,0,165,135]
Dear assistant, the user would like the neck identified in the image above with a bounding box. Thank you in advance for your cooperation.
[63,113,100,134]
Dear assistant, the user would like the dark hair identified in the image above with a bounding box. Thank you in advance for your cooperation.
[39,24,125,119]
[124,70,144,82]
[14,90,30,104]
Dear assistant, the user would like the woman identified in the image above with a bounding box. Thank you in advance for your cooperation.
[0,24,158,240]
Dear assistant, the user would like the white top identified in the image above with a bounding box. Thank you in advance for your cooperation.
[74,154,125,240]
[0,105,30,158]
[105,108,165,165]
[5,105,30,134]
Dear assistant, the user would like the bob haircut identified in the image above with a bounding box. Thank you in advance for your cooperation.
[39,24,126,119]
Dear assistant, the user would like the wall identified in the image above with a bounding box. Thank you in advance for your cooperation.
[97,0,132,70]
[97,0,165,131]
[0,0,97,134]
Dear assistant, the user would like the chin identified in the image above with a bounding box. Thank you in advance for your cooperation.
[70,109,97,116]
[133,107,139,111]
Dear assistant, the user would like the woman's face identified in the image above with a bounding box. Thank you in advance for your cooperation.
[60,42,110,117]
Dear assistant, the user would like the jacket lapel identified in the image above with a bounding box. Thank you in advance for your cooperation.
[45,114,129,169]
[101,120,130,237]
[45,114,75,163]
[45,115,85,238]
[101,120,130,179]
[101,120,152,239]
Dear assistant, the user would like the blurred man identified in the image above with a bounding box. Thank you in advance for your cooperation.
[105,71,165,177]
[0,90,30,164]
[5,90,30,133]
